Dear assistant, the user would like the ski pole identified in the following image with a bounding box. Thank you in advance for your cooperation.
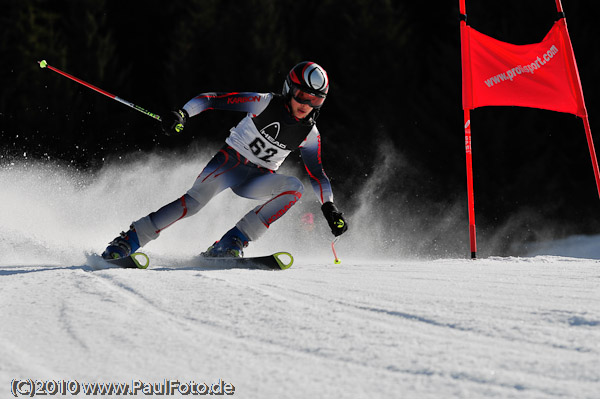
[331,236,341,264]
[37,60,161,121]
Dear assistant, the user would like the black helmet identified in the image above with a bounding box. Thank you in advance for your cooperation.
[282,61,329,109]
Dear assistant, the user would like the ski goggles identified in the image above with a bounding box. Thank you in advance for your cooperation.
[291,87,326,108]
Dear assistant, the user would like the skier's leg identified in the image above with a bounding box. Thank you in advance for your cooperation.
[202,172,303,257]
[232,173,304,241]
[103,147,248,258]
[134,147,251,245]
[132,193,205,246]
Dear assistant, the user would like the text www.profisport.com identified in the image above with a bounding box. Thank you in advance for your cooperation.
[483,44,559,87]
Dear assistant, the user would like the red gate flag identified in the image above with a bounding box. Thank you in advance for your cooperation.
[463,19,587,117]
[459,0,598,259]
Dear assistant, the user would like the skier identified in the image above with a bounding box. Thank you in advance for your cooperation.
[102,61,348,260]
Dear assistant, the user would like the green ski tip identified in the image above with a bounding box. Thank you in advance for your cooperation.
[273,252,294,270]
[131,252,150,269]
[39,60,48,68]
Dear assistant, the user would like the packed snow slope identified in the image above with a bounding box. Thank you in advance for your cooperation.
[1,151,599,398]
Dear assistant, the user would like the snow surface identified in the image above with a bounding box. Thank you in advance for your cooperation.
[1,152,599,398]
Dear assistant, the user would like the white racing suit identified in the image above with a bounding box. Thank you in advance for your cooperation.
[133,92,334,247]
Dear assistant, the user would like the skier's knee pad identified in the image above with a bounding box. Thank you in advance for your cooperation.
[184,194,202,216]
[281,176,304,197]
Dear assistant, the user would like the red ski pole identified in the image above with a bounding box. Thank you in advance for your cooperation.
[38,60,162,121]
[331,236,341,264]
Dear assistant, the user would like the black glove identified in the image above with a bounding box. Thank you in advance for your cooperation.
[161,109,188,135]
[321,202,348,237]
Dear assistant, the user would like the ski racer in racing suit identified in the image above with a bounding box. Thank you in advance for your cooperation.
[102,61,348,259]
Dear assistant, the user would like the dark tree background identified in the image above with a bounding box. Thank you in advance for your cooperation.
[1,0,598,255]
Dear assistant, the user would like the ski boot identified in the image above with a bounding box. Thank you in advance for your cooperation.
[102,225,140,260]
[201,226,249,258]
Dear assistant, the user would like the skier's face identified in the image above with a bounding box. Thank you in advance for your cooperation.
[290,97,313,119]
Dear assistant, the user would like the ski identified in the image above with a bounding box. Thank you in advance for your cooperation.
[93,252,292,270]
[191,252,294,270]
[105,252,150,269]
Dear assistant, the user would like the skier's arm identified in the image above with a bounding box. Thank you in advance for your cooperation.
[183,92,271,117]
[300,128,348,237]
[161,92,272,135]
[299,127,334,204]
